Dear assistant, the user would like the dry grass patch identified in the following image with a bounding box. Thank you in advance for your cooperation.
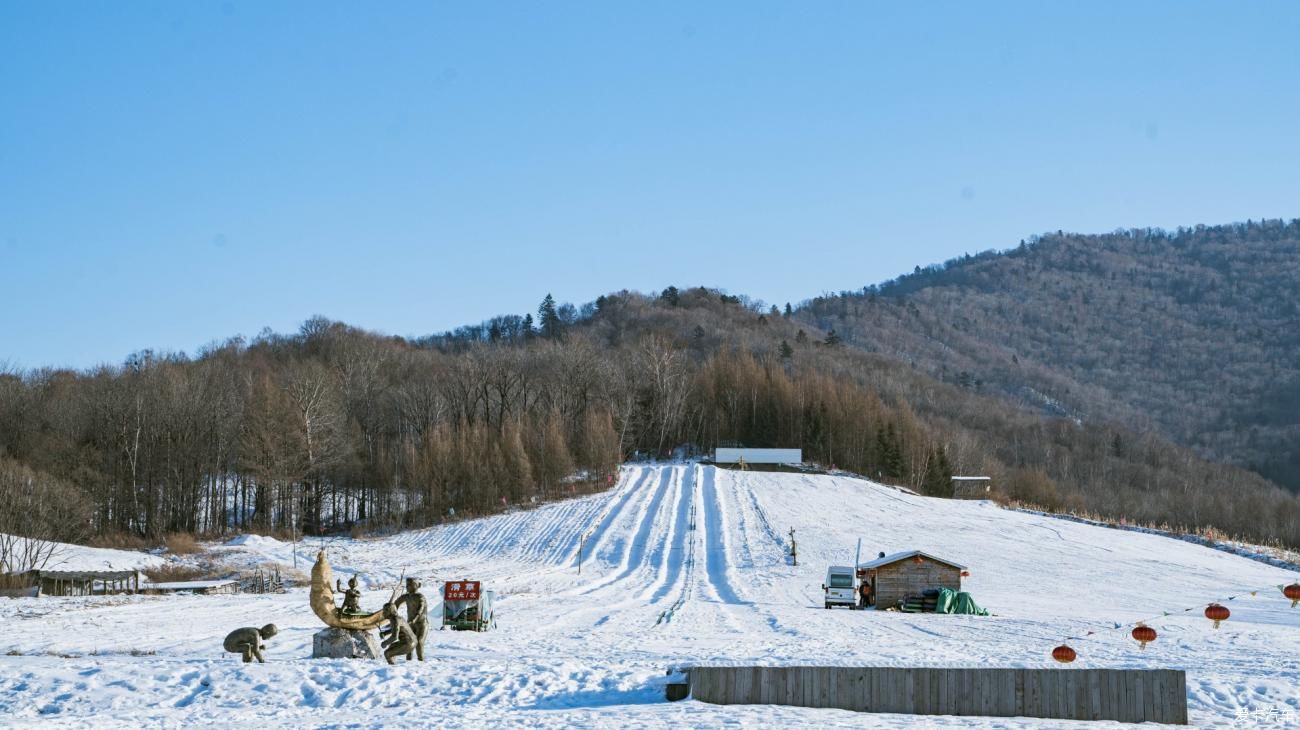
[163,533,204,555]
[142,563,214,583]
[87,533,152,551]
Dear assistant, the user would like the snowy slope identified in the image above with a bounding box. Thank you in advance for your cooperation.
[1,464,1297,728]
[2,538,166,574]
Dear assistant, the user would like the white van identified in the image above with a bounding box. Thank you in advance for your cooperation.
[823,565,857,609]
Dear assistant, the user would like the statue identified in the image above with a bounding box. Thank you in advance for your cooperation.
[335,575,363,615]
[223,624,278,663]
[310,551,389,631]
[393,577,429,661]
[379,602,417,665]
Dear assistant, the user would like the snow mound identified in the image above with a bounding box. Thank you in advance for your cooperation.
[222,534,285,549]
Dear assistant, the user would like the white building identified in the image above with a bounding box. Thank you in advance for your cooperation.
[713,448,803,465]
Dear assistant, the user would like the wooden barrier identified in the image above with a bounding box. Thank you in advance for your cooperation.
[688,666,1187,724]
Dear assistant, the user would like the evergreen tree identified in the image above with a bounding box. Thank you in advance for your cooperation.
[488,322,502,343]
[924,445,953,497]
[522,313,535,339]
[824,329,841,346]
[660,286,680,306]
[877,424,904,480]
[769,305,780,317]
[779,340,794,360]
[795,329,808,345]
[693,325,706,343]
[538,294,562,338]
[784,302,793,317]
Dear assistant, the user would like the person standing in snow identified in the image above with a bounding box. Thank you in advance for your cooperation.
[858,578,874,609]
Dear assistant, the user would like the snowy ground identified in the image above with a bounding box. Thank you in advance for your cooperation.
[2,464,1298,728]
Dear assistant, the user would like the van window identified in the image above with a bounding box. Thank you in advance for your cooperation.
[829,574,853,588]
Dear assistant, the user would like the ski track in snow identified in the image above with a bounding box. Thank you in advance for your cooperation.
[2,463,1299,728]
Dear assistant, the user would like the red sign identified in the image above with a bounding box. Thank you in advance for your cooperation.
[444,580,480,601]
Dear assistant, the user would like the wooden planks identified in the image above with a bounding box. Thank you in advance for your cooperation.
[688,666,1187,725]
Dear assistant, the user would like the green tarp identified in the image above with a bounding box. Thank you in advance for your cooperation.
[935,587,989,616]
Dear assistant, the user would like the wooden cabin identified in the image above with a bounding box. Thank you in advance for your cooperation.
[857,550,965,609]
[951,476,993,499]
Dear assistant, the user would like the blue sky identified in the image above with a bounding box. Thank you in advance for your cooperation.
[3,2,1299,369]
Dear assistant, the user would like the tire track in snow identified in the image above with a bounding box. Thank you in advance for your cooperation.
[516,491,606,564]
[643,466,691,604]
[655,466,698,626]
[699,466,747,606]
[717,470,802,636]
[586,466,663,573]
[742,475,788,556]
[374,482,611,569]
[579,466,676,596]
[569,466,654,568]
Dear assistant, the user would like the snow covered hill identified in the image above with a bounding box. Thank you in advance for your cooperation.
[2,465,1297,728]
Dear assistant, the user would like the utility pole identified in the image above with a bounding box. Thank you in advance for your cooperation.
[788,527,798,566]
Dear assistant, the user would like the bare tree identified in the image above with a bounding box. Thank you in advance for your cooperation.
[0,459,91,573]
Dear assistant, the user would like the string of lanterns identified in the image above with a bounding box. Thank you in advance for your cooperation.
[1051,580,1300,663]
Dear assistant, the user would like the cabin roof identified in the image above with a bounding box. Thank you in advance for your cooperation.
[24,569,141,581]
[858,550,966,571]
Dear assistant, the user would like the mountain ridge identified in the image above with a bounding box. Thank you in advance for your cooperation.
[797,218,1300,489]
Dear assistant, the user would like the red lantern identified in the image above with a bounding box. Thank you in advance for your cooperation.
[1205,603,1230,629]
[1131,624,1157,650]
[1051,645,1076,664]
[1284,583,1300,608]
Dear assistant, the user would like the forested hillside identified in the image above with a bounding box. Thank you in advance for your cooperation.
[2,285,1298,551]
[798,219,1300,490]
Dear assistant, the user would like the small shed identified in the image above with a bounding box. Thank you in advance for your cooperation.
[951,476,992,499]
[24,569,142,597]
[857,550,965,609]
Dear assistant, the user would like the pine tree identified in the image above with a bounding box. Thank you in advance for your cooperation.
[795,329,808,345]
[824,329,841,347]
[784,302,793,317]
[924,445,953,497]
[660,286,680,306]
[779,340,794,360]
[538,294,562,338]
[522,313,535,339]
[877,424,904,480]
[488,322,502,343]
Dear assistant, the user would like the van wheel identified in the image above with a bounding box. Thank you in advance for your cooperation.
[824,603,831,609]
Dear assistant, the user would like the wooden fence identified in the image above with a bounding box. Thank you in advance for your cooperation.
[688,666,1187,724]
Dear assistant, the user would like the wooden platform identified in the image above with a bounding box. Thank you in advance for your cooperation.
[688,666,1187,724]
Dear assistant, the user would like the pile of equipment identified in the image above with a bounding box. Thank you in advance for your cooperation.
[898,587,988,615]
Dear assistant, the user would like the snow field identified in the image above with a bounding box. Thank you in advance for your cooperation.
[2,464,1298,727]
